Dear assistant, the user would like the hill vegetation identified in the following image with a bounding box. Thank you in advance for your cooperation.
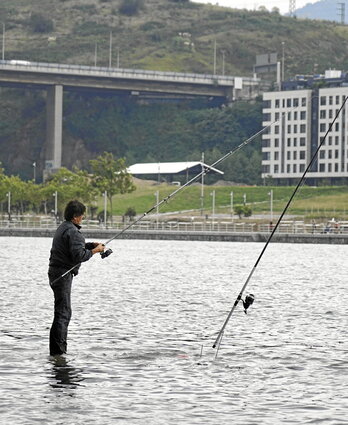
[1,0,348,183]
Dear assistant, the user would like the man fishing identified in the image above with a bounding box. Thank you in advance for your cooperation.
[48,200,105,356]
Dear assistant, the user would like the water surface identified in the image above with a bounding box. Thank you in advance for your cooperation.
[0,237,347,424]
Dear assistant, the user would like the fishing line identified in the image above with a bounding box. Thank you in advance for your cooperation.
[212,96,348,352]
[50,116,281,285]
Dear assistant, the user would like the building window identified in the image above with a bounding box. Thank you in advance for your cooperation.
[263,100,271,108]
[274,165,279,173]
[335,163,339,172]
[335,149,339,158]
[262,152,270,160]
[319,150,325,159]
[274,126,279,134]
[328,136,332,145]
[293,125,298,133]
[293,164,297,173]
[328,164,332,172]
[302,97,306,106]
[320,96,326,106]
[300,124,306,133]
[335,122,339,131]
[262,139,270,148]
[328,150,332,159]
[275,99,280,108]
[288,112,291,120]
[336,95,340,104]
[319,163,325,172]
[320,123,326,132]
[275,112,280,120]
[300,111,306,120]
[329,96,333,105]
[293,151,297,160]
[274,138,279,147]
[274,152,279,160]
[293,138,297,147]
[287,98,292,107]
[263,113,271,121]
[320,110,326,119]
[287,151,291,160]
[294,111,298,120]
[287,138,291,147]
[300,151,306,160]
[335,136,339,144]
[287,125,291,133]
[287,164,291,172]
[262,165,270,173]
[293,98,299,107]
[300,137,306,146]
[300,164,305,172]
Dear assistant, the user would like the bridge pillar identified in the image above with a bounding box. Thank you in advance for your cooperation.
[45,85,63,177]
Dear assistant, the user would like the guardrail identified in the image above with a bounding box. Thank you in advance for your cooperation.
[0,218,344,235]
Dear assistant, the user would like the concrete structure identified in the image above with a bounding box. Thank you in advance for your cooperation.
[0,60,260,176]
[262,84,348,184]
[128,161,224,178]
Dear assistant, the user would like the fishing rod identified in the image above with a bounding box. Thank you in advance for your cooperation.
[212,96,348,352]
[50,116,281,286]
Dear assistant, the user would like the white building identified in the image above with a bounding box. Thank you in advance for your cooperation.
[262,86,348,184]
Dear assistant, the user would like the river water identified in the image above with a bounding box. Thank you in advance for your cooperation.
[0,237,347,424]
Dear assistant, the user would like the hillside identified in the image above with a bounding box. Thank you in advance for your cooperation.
[1,0,348,182]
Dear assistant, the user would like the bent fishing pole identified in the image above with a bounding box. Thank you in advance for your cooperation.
[212,96,348,353]
[50,117,280,286]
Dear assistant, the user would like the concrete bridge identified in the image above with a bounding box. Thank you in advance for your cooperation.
[0,60,260,175]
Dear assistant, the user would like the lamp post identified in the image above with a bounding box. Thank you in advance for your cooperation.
[32,162,36,183]
[109,31,112,68]
[281,41,285,82]
[211,190,215,228]
[243,193,246,205]
[103,190,107,228]
[222,50,225,75]
[155,190,159,228]
[94,42,98,67]
[200,152,204,216]
[268,189,273,222]
[53,191,58,223]
[1,22,4,61]
[230,191,234,220]
[6,191,11,222]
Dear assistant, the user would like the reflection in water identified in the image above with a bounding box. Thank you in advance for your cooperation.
[49,356,84,391]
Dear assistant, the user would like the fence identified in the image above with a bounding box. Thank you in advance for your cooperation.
[0,216,346,235]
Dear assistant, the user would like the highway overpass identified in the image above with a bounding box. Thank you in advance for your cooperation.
[0,60,260,175]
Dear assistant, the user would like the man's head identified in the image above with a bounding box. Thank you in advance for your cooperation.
[64,200,86,222]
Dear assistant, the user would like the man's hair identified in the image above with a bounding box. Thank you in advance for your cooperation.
[64,200,86,221]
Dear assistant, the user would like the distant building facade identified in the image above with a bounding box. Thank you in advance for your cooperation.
[262,71,348,184]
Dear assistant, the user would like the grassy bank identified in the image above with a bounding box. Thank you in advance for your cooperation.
[106,182,348,221]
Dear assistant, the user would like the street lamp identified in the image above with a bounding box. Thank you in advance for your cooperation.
[200,152,205,216]
[32,162,36,183]
[103,190,107,228]
[6,191,11,222]
[155,190,159,228]
[268,189,273,222]
[211,190,215,228]
[2,22,5,61]
[53,191,58,223]
[230,191,234,219]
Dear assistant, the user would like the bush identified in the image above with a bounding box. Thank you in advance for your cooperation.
[119,0,144,16]
[125,207,136,221]
[28,13,54,33]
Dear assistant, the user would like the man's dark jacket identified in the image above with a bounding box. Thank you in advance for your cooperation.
[49,221,93,275]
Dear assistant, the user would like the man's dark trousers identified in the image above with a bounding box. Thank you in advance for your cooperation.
[49,271,73,356]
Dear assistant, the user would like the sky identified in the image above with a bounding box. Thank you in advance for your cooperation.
[191,0,313,14]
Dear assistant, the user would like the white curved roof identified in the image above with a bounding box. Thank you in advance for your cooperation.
[128,161,224,175]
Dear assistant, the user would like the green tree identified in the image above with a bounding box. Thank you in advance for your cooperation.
[42,168,98,218]
[89,152,135,218]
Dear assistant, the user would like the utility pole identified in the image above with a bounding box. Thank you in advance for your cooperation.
[94,42,98,67]
[289,0,296,17]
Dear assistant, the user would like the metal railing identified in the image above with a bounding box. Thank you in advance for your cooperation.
[0,216,346,235]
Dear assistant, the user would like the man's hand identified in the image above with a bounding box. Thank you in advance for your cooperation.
[91,243,105,255]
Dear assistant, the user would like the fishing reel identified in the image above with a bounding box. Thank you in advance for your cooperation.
[101,248,113,259]
[242,294,255,314]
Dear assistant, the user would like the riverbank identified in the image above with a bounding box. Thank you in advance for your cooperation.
[1,227,347,244]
